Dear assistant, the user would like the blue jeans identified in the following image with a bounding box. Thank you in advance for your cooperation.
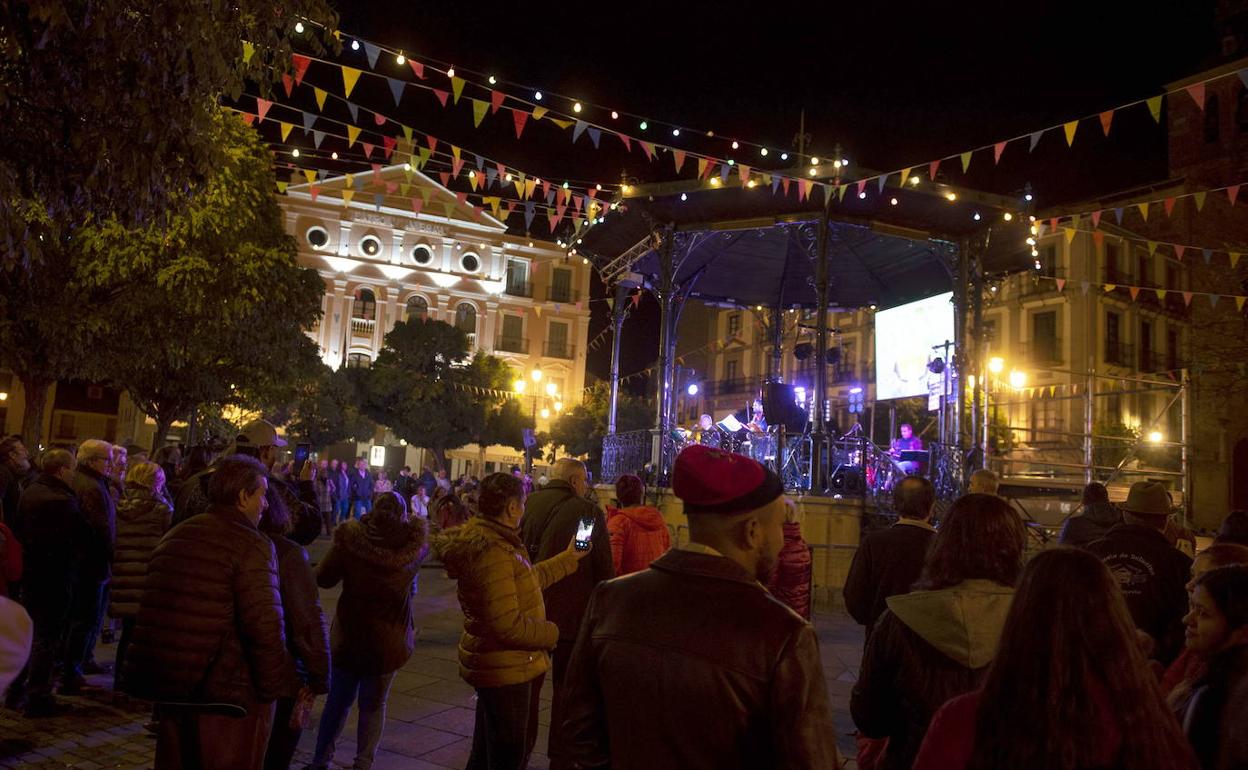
[310,667,396,770]
[352,498,372,519]
[335,497,350,523]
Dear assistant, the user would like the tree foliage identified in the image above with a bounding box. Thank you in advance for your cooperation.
[284,365,375,449]
[358,318,530,470]
[75,112,324,448]
[0,0,337,265]
[549,386,652,475]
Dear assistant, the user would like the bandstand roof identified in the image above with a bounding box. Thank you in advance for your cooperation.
[578,171,1034,310]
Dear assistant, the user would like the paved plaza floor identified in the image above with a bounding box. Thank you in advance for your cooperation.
[0,538,863,769]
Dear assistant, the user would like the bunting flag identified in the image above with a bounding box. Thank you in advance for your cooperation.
[280,73,294,97]
[532,106,549,121]
[1029,130,1043,151]
[1186,82,1207,111]
[431,89,449,107]
[928,159,940,180]
[572,120,588,143]
[672,149,687,173]
[346,101,359,122]
[1147,95,1163,123]
[451,77,466,103]
[347,125,361,146]
[362,41,381,69]
[1230,185,1241,205]
[1164,197,1176,216]
[616,132,632,151]
[275,180,288,194]
[586,127,601,148]
[1090,210,1102,228]
[1063,120,1079,146]
[993,142,1006,164]
[1099,110,1114,136]
[1194,191,1207,211]
[279,122,293,141]
[408,60,425,79]
[256,97,273,123]
[640,142,656,160]
[738,164,751,187]
[1137,202,1149,221]
[960,151,972,173]
[1174,244,1186,260]
[342,66,362,97]
[1055,278,1066,292]
[490,89,505,114]
[314,88,328,110]
[471,99,488,127]
[341,189,355,206]
[388,77,405,106]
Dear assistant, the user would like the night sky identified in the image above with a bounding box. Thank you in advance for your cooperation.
[334,0,1219,392]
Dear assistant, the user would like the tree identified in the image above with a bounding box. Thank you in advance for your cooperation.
[359,318,528,471]
[75,112,325,449]
[462,355,531,470]
[549,386,652,477]
[284,365,375,449]
[0,0,336,265]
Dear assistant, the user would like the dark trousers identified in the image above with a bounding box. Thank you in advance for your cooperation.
[156,701,276,770]
[19,602,70,703]
[263,696,303,770]
[62,579,105,678]
[467,676,543,770]
[547,640,577,770]
[113,617,136,691]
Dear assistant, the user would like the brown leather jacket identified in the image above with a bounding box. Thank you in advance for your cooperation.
[561,548,842,770]
[123,505,295,714]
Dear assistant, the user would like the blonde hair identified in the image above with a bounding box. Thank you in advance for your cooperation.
[126,461,165,491]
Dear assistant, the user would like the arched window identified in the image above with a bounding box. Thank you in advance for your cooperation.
[1205,94,1221,144]
[455,302,477,334]
[353,288,377,320]
[406,295,428,322]
[347,352,371,369]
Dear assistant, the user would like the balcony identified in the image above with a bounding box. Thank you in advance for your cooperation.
[703,378,756,397]
[1138,349,1184,374]
[543,341,575,360]
[1023,337,1064,365]
[1020,267,1067,297]
[495,336,530,355]
[1104,341,1134,368]
[546,286,581,304]
[350,317,376,336]
[830,365,859,384]
[504,280,533,298]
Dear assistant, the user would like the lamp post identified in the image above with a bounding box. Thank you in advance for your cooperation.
[515,369,560,476]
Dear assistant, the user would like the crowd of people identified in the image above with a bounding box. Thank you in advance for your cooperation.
[3,423,1248,770]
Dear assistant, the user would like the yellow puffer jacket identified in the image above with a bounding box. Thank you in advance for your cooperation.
[434,516,579,688]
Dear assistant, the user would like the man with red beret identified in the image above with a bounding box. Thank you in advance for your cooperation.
[560,445,842,769]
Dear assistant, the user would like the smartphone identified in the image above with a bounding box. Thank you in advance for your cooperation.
[293,443,312,476]
[574,516,595,551]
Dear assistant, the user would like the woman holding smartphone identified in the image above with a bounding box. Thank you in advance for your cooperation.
[434,472,589,770]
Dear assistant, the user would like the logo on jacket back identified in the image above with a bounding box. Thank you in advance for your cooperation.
[1104,553,1156,592]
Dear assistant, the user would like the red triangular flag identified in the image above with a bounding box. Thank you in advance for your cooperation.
[1174,244,1186,260]
[993,142,1006,164]
[382,136,396,159]
[426,136,439,154]
[408,60,425,79]
[374,112,387,126]
[439,172,451,186]
[1055,278,1066,292]
[1186,82,1206,111]
[928,159,941,180]
[256,98,272,123]
[1229,184,1241,205]
[1093,230,1105,250]
[512,109,529,138]
[361,142,374,159]
[281,73,294,97]
[616,133,631,151]
[1182,291,1193,306]
[1099,110,1114,136]
[241,113,255,126]
[292,55,312,86]
[309,184,319,202]
[672,149,686,173]
[1091,210,1102,228]
[1163,197,1176,217]
[432,89,449,107]
[410,197,423,215]
[1129,286,1141,301]
[456,192,469,206]
[781,177,791,196]
[490,90,506,114]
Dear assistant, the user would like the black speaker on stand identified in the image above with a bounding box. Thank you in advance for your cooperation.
[829,464,865,496]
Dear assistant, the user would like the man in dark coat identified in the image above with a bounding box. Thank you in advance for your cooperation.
[1059,481,1123,548]
[347,457,374,519]
[843,475,937,646]
[64,439,116,689]
[560,445,842,770]
[0,436,32,527]
[9,449,90,716]
[1087,481,1192,664]
[520,457,613,770]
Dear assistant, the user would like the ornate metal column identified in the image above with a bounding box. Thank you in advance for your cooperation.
[810,211,833,493]
[606,276,638,435]
[651,226,678,481]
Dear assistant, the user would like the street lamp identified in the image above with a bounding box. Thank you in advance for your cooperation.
[988,356,1005,374]
[1148,430,1164,444]
[546,381,557,397]
[1008,370,1027,389]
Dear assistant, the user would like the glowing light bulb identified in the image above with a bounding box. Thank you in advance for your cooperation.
[731,141,740,150]
[562,181,569,189]
[351,39,360,51]
[540,408,550,419]
[573,102,582,113]
[680,193,688,201]
[446,66,455,78]
[810,157,820,165]
[468,170,476,179]
[1148,430,1164,443]
[404,162,411,170]
[760,148,769,156]
[639,120,648,130]
[291,148,300,157]
[781,152,789,160]
[505,173,512,181]
[488,75,497,84]
[1009,370,1027,388]
[727,159,735,166]
[747,180,756,188]
[672,128,680,137]
[1003,212,1013,221]
[595,183,602,190]
[988,357,1005,374]
[858,191,866,199]
[1025,193,1034,201]
[841,158,849,166]
[710,177,721,186]
[294,21,305,33]
[528,241,534,247]
[946,192,957,202]
[808,168,817,176]
[890,197,898,205]
[396,52,406,65]
[331,151,338,160]
[909,175,920,186]
[973,212,981,221]
[534,91,543,100]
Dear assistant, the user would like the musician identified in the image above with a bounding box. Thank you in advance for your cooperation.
[694,414,719,447]
[890,423,924,475]
[745,399,768,433]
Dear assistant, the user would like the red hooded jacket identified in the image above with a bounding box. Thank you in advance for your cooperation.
[767,521,812,619]
[606,505,671,575]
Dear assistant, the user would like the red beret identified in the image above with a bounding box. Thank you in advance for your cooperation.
[672,444,784,515]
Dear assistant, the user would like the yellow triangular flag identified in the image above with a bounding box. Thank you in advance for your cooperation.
[1147,95,1163,123]
[1104,284,1116,292]
[1155,289,1166,301]
[1238,295,1248,312]
[1147,241,1158,255]
[451,77,465,104]
[344,174,354,189]
[304,169,316,184]
[1063,120,1078,146]
[549,118,575,129]
[899,167,912,186]
[280,122,293,141]
[960,151,972,173]
[534,305,542,318]
[1063,228,1076,244]
[524,179,537,199]
[242,41,255,64]
[347,126,361,147]
[1048,385,1056,397]
[1194,191,1207,211]
[314,88,327,111]
[514,176,525,198]
[471,99,488,127]
[342,66,362,98]
[275,180,288,193]
[698,158,708,178]
[1137,202,1149,221]
[1232,252,1242,268]
[532,106,548,121]
[341,190,354,206]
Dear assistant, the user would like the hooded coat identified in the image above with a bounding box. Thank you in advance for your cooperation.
[109,485,172,619]
[1058,501,1123,548]
[316,514,428,677]
[851,579,1015,770]
[767,520,813,619]
[606,504,671,576]
[435,516,579,689]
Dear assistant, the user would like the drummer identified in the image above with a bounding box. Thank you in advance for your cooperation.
[890,423,924,474]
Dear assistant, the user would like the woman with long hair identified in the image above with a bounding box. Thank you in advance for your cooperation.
[851,493,1027,770]
[1179,565,1248,769]
[914,548,1197,770]
[1163,543,1248,710]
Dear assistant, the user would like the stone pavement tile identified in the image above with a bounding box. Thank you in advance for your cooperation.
[380,722,463,758]
[416,643,463,662]
[367,750,456,770]
[382,692,456,723]
[413,705,475,737]
[415,735,472,767]
[402,655,463,681]
[406,677,477,709]
[391,671,442,694]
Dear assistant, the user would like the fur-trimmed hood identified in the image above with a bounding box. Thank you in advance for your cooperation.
[433,516,522,580]
[333,514,428,569]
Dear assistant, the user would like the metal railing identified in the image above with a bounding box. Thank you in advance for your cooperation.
[543,341,575,359]
[1104,341,1134,368]
[495,336,530,354]
[1020,267,1067,296]
[601,429,656,485]
[1022,338,1064,365]
[504,280,533,298]
[546,286,580,303]
[350,317,376,336]
[703,377,757,397]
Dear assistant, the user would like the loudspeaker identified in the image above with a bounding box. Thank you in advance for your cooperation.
[829,464,865,496]
[762,381,807,432]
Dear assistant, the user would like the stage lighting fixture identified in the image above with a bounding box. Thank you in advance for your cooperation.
[927,358,946,374]
[793,342,814,360]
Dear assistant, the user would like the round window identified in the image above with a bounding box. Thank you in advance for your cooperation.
[460,252,481,273]
[411,244,434,265]
[306,226,330,250]
[360,235,382,257]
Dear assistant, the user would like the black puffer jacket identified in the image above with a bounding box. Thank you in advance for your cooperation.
[109,485,172,619]
[123,505,296,714]
[1058,501,1123,548]
[270,535,331,696]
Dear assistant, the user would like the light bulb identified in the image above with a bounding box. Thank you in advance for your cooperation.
[404,162,411,170]
[488,75,497,84]
[946,192,957,202]
[672,128,680,137]
[731,141,740,150]
[727,159,735,166]
[760,148,769,156]
[639,120,648,130]
[331,151,338,160]
[680,193,688,201]
[396,52,406,64]
[858,191,866,199]
[710,177,720,186]
[841,158,849,166]
[291,148,300,157]
[528,241,534,247]
[747,180,756,188]
[611,110,619,119]
[294,21,305,33]
[973,212,981,221]
[909,175,920,186]
[811,157,819,165]
[808,168,817,176]
[535,91,543,100]
[1025,193,1034,201]
[446,66,455,78]
[505,173,513,181]
[562,181,570,189]
[468,171,475,179]
[1003,212,1013,221]
[781,152,789,160]
[573,102,582,113]
[596,183,602,190]
[351,39,360,51]
[890,197,898,205]
[582,257,589,264]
